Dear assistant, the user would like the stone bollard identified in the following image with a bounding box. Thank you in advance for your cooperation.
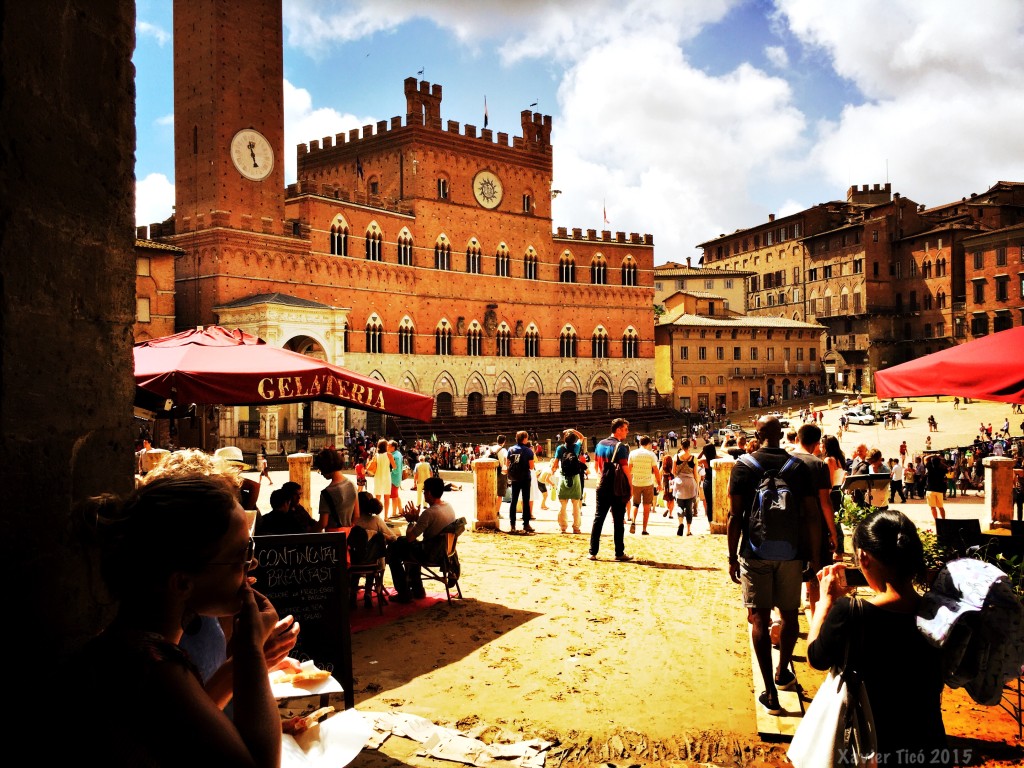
[710,457,735,534]
[288,452,314,522]
[983,456,1015,529]
[473,457,500,531]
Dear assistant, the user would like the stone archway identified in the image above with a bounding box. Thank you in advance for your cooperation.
[524,391,540,414]
[436,392,454,417]
[592,389,609,410]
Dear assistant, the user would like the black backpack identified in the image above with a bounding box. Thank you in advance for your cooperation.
[737,454,802,561]
[559,445,584,478]
[506,447,530,483]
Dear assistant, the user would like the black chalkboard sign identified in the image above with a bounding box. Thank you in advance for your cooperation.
[251,532,353,709]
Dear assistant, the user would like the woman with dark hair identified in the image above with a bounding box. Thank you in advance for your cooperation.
[698,442,717,525]
[808,509,947,765]
[821,435,847,554]
[67,474,282,767]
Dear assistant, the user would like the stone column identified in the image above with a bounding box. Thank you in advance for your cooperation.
[473,457,500,531]
[260,405,281,453]
[983,456,1014,529]
[710,457,735,534]
[288,452,314,520]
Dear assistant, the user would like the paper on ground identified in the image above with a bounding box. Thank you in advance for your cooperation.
[281,708,373,768]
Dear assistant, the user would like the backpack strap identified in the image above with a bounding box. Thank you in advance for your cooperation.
[737,454,762,473]
[778,457,800,481]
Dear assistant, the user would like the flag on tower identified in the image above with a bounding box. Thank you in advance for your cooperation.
[484,95,489,129]
[356,157,364,180]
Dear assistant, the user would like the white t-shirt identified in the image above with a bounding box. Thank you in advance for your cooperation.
[628,447,658,488]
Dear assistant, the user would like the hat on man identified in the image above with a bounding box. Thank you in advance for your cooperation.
[214,446,251,470]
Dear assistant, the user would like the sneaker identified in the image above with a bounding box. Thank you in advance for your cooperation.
[775,668,798,691]
[758,691,783,715]
[523,524,536,534]
[677,524,685,536]
[641,530,650,535]
[629,522,636,534]
[614,554,634,562]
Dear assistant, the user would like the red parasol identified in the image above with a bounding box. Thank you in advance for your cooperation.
[873,326,1024,405]
[134,326,433,421]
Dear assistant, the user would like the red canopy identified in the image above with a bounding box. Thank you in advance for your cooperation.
[874,326,1024,405]
[135,326,433,421]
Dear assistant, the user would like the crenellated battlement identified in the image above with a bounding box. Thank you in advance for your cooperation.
[298,78,552,159]
[554,226,654,246]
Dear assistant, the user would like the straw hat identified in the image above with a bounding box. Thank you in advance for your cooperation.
[214,446,251,470]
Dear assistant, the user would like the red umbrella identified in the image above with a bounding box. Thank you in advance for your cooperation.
[874,326,1024,405]
[135,326,433,421]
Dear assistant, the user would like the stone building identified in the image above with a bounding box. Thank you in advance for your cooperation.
[133,237,180,341]
[653,260,751,313]
[150,0,656,452]
[698,181,1024,392]
[655,291,826,413]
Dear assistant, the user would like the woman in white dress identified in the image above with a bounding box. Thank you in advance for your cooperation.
[368,438,394,513]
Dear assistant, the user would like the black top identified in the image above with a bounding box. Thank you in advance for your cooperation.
[808,598,947,764]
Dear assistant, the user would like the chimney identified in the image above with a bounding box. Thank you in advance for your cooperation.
[768,214,775,222]
[686,257,692,267]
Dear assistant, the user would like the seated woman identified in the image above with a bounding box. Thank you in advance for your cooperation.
[808,509,947,766]
[66,475,282,767]
[349,492,397,608]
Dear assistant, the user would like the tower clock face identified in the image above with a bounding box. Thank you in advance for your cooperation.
[230,129,275,181]
[472,170,503,209]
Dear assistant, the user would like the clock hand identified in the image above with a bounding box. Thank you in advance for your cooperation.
[248,140,259,168]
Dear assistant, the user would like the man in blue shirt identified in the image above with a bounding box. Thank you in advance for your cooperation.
[590,418,632,561]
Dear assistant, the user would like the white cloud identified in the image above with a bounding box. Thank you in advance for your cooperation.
[765,45,789,69]
[155,113,174,127]
[275,1,1024,262]
[780,0,1024,207]
[284,79,377,184]
[135,173,175,229]
[137,20,170,46]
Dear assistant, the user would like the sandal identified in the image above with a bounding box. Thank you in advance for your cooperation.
[629,522,636,534]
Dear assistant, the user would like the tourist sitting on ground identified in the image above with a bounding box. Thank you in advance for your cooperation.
[808,509,947,765]
[66,474,282,767]
[385,476,457,603]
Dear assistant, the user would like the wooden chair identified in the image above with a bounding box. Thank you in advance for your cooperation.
[348,556,387,614]
[405,517,466,604]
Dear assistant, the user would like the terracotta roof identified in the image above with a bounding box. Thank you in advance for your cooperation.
[654,264,754,276]
[214,292,332,310]
[659,311,826,331]
[134,238,185,253]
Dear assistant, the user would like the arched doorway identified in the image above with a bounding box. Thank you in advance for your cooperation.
[621,390,638,409]
[560,390,577,411]
[592,389,609,410]
[782,378,791,401]
[524,391,540,414]
[436,392,454,417]
[496,391,513,415]
[467,392,484,416]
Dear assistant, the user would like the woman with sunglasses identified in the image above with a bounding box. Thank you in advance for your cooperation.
[66,474,282,767]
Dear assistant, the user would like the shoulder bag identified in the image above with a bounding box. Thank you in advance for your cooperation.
[788,597,877,768]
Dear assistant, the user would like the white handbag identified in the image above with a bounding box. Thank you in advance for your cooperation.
[788,599,878,768]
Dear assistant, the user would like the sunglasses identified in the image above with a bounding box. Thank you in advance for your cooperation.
[208,537,256,569]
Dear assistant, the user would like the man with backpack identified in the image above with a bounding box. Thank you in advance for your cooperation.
[488,435,509,502]
[506,430,536,534]
[727,415,817,715]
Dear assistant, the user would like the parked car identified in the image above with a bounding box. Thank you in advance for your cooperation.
[842,408,875,425]
[871,400,913,418]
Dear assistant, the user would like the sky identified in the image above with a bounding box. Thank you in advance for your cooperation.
[134,0,1024,265]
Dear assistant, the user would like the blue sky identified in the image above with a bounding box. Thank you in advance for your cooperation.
[134,0,1024,264]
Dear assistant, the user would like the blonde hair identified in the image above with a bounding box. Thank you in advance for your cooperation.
[142,448,242,487]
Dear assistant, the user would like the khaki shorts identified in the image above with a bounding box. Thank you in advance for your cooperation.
[926,490,945,508]
[740,557,803,612]
[631,484,655,507]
